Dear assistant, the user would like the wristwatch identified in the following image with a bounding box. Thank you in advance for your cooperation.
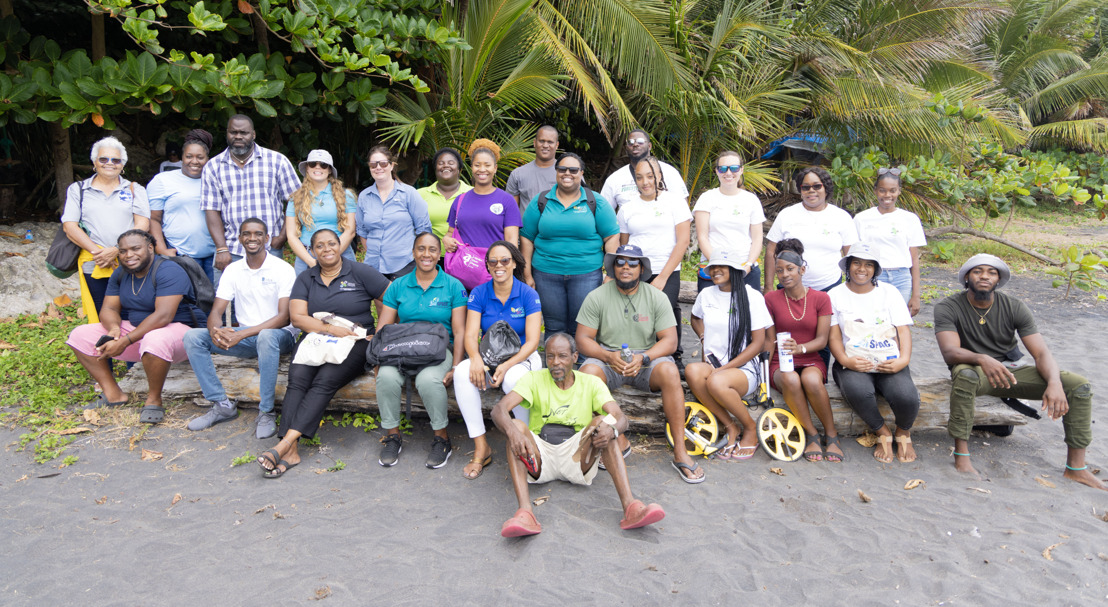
[640,354,651,367]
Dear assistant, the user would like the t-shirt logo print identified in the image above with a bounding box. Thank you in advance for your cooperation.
[490,203,504,215]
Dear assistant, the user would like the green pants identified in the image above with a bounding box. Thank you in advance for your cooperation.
[377,354,453,431]
[948,364,1093,449]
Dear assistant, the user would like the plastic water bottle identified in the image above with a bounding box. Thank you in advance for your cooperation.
[22,229,33,243]
[620,344,633,363]
[776,332,794,373]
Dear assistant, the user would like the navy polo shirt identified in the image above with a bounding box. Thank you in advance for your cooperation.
[466,279,542,339]
[290,258,390,331]
[382,269,468,339]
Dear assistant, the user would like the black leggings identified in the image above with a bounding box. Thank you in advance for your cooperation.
[648,272,683,360]
[84,274,110,317]
[278,342,369,439]
[831,362,920,431]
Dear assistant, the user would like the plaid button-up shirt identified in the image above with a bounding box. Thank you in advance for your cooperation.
[200,144,300,257]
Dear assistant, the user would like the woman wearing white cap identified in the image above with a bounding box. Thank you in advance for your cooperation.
[285,150,358,274]
[686,251,773,460]
[828,242,919,463]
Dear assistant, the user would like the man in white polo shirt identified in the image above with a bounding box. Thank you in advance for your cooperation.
[183,218,297,439]
[600,129,688,211]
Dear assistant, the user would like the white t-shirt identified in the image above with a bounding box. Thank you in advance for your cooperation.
[828,283,912,366]
[215,253,297,332]
[692,188,765,264]
[766,203,858,289]
[616,192,693,270]
[600,160,689,210]
[853,207,926,269]
[691,285,772,372]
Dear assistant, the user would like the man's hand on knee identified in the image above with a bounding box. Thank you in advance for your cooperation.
[1042,381,1069,420]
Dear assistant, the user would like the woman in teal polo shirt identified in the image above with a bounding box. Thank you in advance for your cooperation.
[520,153,619,339]
[375,232,468,470]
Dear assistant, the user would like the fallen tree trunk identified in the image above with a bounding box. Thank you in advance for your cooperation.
[925,225,1059,265]
[118,357,1027,436]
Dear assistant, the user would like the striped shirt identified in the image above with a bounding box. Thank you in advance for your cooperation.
[200,144,300,257]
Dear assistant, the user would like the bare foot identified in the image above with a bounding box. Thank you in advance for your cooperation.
[895,433,916,463]
[953,455,980,479]
[1063,468,1108,491]
[873,434,894,464]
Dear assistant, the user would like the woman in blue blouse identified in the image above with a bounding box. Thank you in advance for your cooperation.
[355,145,432,281]
[148,129,216,282]
[286,149,358,275]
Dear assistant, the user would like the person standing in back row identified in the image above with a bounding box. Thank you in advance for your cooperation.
[600,129,688,211]
[505,125,559,213]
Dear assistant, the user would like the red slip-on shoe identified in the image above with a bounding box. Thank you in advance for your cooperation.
[620,500,665,530]
[501,508,542,537]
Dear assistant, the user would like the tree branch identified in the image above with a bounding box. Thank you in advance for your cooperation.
[925,225,1060,265]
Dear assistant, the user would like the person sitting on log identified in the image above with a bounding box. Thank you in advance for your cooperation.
[493,332,665,537]
[66,229,197,425]
[934,254,1104,490]
[575,244,694,483]
[182,218,297,439]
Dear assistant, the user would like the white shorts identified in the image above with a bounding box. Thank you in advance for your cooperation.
[528,427,601,486]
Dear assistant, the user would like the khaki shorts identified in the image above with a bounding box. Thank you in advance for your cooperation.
[528,427,601,486]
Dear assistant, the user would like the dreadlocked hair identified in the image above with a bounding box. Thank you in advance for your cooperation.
[726,269,753,363]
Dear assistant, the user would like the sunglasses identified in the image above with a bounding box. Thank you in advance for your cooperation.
[878,167,902,176]
[614,258,641,267]
[98,157,123,165]
[716,165,742,174]
[627,137,648,145]
[306,161,329,169]
[368,160,391,168]
[555,166,582,175]
[800,183,824,192]
[486,257,512,267]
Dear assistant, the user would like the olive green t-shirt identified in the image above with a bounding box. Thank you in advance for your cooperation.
[576,280,677,350]
[933,291,1037,365]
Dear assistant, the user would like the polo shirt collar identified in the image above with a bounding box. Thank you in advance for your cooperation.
[80,176,133,194]
[310,257,355,286]
[404,268,447,290]
[543,187,588,208]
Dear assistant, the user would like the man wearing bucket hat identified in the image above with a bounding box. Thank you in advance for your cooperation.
[934,254,1103,489]
[285,149,358,275]
[576,245,698,482]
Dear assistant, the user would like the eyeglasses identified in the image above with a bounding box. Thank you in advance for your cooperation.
[799,183,824,192]
[486,257,512,267]
[306,161,328,169]
[555,166,582,175]
[368,160,391,168]
[614,258,641,267]
[98,157,123,165]
[627,137,648,146]
[877,167,902,176]
[716,165,742,174]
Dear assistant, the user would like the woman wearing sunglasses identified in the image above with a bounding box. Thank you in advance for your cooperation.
[693,151,765,292]
[521,153,619,340]
[355,144,432,280]
[765,167,858,295]
[453,241,542,480]
[853,168,926,315]
[286,149,358,275]
[61,136,151,321]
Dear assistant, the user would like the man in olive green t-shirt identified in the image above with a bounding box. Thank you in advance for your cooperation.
[934,254,1102,490]
[491,333,665,537]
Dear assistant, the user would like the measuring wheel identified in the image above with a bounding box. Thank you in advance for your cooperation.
[666,402,726,457]
[757,407,805,462]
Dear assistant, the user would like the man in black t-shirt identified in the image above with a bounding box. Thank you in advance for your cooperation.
[934,254,1103,490]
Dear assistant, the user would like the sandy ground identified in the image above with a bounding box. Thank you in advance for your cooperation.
[2,267,1108,605]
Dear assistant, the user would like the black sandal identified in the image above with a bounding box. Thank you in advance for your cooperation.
[803,433,823,462]
[823,435,845,463]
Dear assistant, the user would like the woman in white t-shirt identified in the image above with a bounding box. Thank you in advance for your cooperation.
[765,166,857,293]
[618,155,691,366]
[853,168,926,314]
[686,251,772,460]
[693,150,765,292]
[828,243,919,464]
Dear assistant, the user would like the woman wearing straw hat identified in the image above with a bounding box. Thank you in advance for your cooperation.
[285,149,358,275]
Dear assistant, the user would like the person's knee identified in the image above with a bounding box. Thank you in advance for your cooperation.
[653,361,681,387]
[776,371,801,390]
[255,328,282,349]
[182,328,207,349]
[705,372,732,394]
[579,363,605,379]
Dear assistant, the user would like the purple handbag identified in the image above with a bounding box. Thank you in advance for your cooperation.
[444,192,491,290]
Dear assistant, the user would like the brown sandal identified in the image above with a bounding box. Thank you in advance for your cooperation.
[463,455,493,480]
[895,435,916,463]
[873,435,894,464]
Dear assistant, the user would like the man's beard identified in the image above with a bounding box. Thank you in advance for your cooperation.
[229,141,252,157]
[966,280,993,302]
[630,150,648,164]
[616,277,639,291]
[122,254,153,276]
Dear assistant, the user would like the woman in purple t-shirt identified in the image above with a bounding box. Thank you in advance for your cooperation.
[445,139,522,251]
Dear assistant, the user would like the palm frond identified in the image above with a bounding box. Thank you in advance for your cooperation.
[1027,117,1108,150]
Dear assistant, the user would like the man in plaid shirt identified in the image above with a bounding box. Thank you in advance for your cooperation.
[202,114,301,274]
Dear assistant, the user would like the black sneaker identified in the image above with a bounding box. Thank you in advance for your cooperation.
[426,436,452,469]
[379,433,403,467]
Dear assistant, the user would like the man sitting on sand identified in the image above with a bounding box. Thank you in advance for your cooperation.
[492,333,665,537]
[934,254,1104,490]
[182,218,297,439]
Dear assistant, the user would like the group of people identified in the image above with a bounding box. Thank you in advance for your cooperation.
[59,116,1105,539]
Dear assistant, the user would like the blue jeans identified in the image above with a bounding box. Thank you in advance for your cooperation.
[878,267,912,303]
[182,327,296,412]
[179,254,215,284]
[532,268,603,340]
[293,247,356,275]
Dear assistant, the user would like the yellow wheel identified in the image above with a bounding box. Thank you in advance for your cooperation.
[666,402,725,457]
[757,407,805,462]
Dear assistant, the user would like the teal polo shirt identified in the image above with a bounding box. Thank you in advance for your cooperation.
[382,269,468,339]
[520,187,619,275]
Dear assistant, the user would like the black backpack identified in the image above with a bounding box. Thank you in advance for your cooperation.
[364,321,450,376]
[150,254,216,326]
[536,187,598,215]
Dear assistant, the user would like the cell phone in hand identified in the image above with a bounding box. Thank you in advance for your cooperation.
[707,353,722,368]
[95,335,114,348]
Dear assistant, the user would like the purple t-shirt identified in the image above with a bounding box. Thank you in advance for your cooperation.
[447,188,521,248]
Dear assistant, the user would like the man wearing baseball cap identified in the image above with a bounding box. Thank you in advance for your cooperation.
[933,254,1103,489]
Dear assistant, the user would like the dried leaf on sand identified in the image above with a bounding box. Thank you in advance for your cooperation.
[532,495,549,506]
[966,487,991,494]
[53,294,72,307]
[83,409,101,425]
[0,340,16,350]
[857,489,872,503]
[52,427,92,435]
[855,433,878,447]
[770,467,785,476]
[1035,477,1056,488]
[1042,542,1063,561]
[170,493,182,506]
[141,449,163,461]
[904,479,925,490]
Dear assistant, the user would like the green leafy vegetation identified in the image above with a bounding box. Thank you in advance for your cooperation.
[1046,246,1108,298]
[230,451,256,467]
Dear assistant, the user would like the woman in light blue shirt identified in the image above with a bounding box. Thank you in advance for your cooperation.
[148,129,216,282]
[356,144,432,280]
[285,149,358,275]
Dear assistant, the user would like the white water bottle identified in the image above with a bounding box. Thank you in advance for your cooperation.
[620,344,633,363]
[777,332,794,373]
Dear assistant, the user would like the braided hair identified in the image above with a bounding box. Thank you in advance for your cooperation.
[725,267,753,363]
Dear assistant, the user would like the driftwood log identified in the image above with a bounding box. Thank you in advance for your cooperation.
[118,356,1027,436]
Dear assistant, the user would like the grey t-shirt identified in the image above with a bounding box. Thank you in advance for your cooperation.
[61,177,151,273]
[505,160,556,213]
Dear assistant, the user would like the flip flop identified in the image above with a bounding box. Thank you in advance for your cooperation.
[84,394,128,410]
[501,508,542,537]
[138,405,164,424]
[715,444,738,461]
[733,443,758,460]
[823,435,845,463]
[873,435,894,463]
[802,433,823,462]
[257,448,280,473]
[263,460,298,479]
[670,460,706,484]
[895,435,916,463]
[463,455,493,480]
[598,444,632,471]
[620,499,666,530]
